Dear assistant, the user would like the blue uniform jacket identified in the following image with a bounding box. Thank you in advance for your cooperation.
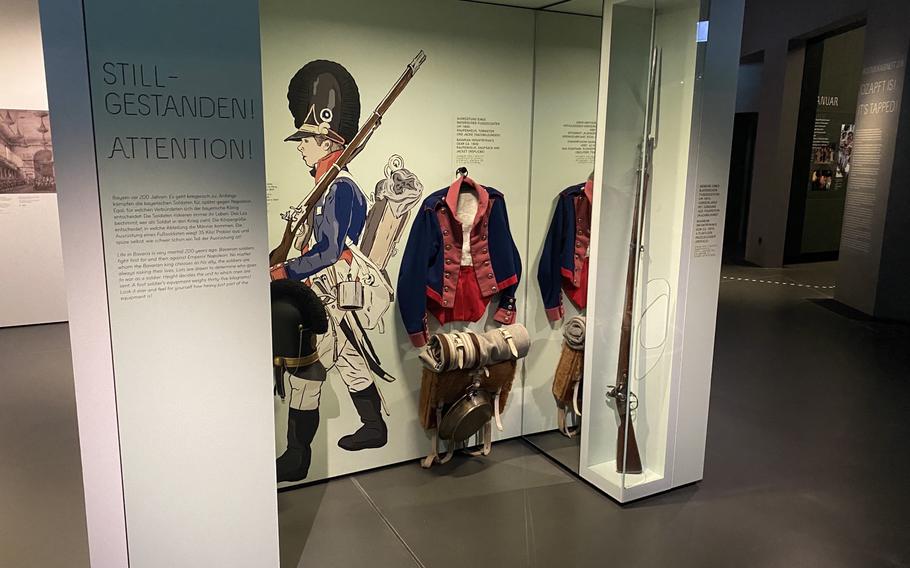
[397,179,522,347]
[285,175,367,281]
[537,181,592,321]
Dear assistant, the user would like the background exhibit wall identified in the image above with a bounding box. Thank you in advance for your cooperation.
[261,0,538,485]
[0,0,67,327]
[798,28,865,257]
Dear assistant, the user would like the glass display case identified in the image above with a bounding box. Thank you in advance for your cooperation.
[577,0,740,502]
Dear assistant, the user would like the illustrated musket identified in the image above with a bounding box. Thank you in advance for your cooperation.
[269,50,428,267]
[606,45,661,475]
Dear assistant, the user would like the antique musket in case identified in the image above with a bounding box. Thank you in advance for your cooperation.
[606,45,661,475]
[269,50,427,267]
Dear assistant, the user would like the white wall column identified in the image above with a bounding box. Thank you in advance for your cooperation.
[40,0,280,566]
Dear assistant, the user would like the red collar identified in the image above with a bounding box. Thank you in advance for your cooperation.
[583,179,594,203]
[445,176,489,223]
[314,150,345,181]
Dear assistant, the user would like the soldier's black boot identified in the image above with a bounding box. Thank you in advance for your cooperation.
[277,408,319,483]
[338,384,387,451]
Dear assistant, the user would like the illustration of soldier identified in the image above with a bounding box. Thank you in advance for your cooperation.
[269,54,426,483]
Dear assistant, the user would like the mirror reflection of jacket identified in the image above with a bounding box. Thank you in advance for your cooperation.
[537,180,592,321]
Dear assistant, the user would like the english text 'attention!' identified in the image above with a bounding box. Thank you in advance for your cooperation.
[107,136,253,160]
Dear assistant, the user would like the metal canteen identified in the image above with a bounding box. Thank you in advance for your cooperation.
[336,275,364,310]
[438,385,493,442]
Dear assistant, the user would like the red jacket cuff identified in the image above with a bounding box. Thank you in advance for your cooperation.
[409,330,429,348]
[270,264,288,281]
[545,305,564,322]
[493,306,516,325]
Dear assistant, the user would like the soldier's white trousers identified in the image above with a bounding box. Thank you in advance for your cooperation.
[288,336,374,411]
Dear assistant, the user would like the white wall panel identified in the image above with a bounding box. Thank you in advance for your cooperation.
[0,0,67,328]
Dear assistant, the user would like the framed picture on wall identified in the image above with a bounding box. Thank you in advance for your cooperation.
[0,109,55,194]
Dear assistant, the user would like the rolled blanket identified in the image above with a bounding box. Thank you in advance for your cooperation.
[418,324,530,372]
[374,155,424,219]
[417,334,447,371]
[455,331,487,369]
[563,316,586,351]
[554,316,585,436]
[418,331,486,372]
[477,324,530,364]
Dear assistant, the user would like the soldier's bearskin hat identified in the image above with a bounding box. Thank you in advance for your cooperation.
[270,279,329,335]
[285,60,360,145]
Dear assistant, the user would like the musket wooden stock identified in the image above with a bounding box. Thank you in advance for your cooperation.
[610,170,645,475]
[269,50,427,267]
[617,407,642,473]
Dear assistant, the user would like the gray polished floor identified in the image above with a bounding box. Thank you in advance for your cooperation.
[0,323,90,568]
[279,261,910,567]
[2,262,910,567]
[523,429,581,474]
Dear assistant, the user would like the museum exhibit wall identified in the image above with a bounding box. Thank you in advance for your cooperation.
[262,0,537,486]
[740,0,910,276]
[792,28,864,258]
[263,0,608,485]
[875,57,910,321]
[521,11,601,436]
[0,0,68,327]
[835,1,910,319]
[41,0,280,566]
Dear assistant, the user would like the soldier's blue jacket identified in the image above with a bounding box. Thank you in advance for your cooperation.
[397,178,522,347]
[537,180,592,321]
[284,173,367,281]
